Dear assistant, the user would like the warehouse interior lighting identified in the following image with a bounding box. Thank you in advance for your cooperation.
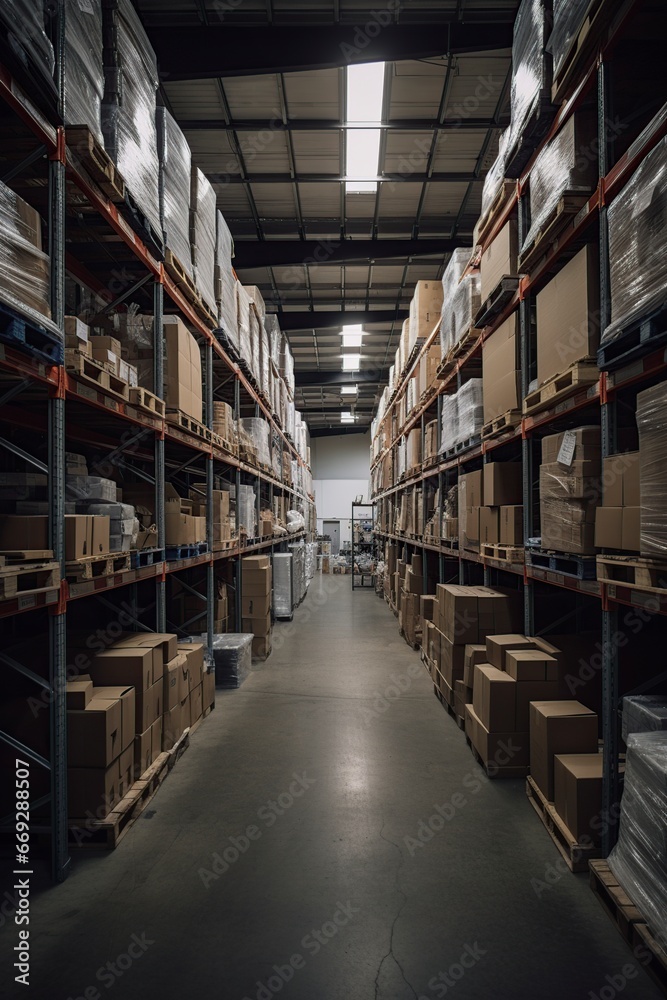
[346,63,385,193]
[342,354,361,370]
[341,411,356,423]
[341,385,358,394]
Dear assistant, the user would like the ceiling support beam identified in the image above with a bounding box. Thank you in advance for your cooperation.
[295,369,391,386]
[276,310,406,331]
[180,118,508,132]
[234,238,461,268]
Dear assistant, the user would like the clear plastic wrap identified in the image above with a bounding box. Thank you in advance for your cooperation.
[504,0,552,165]
[66,476,117,502]
[0,180,51,323]
[215,211,239,351]
[237,484,256,537]
[64,0,104,142]
[280,335,295,397]
[623,697,667,744]
[481,129,510,222]
[439,248,479,358]
[456,379,484,444]
[305,542,317,582]
[266,314,281,369]
[272,553,293,617]
[285,400,296,441]
[101,0,161,237]
[241,417,271,468]
[287,510,305,533]
[156,107,193,279]
[248,298,261,382]
[260,323,270,396]
[236,283,252,367]
[523,112,596,253]
[548,0,592,77]
[602,135,667,348]
[636,380,667,555]
[190,168,217,313]
[609,732,667,944]
[289,541,306,603]
[0,1,54,84]
[205,633,253,689]
[539,464,599,554]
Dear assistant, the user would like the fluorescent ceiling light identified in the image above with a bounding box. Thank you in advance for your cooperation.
[346,63,385,194]
[342,354,361,371]
[342,333,363,348]
[341,324,364,335]
[341,385,358,394]
[341,411,356,422]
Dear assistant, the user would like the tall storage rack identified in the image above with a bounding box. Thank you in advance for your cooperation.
[371,0,667,858]
[351,502,375,590]
[0,12,315,882]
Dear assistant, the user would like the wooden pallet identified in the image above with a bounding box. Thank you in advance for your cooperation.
[0,298,64,365]
[164,248,198,301]
[213,538,236,553]
[0,549,53,562]
[475,276,520,329]
[552,0,622,104]
[165,542,207,562]
[598,300,667,372]
[518,194,591,273]
[482,408,522,440]
[66,126,125,202]
[596,555,667,594]
[65,552,131,582]
[466,737,529,779]
[589,860,667,995]
[166,410,213,442]
[446,323,481,367]
[481,543,524,564]
[0,559,60,600]
[65,349,129,401]
[522,361,599,415]
[526,776,601,873]
[399,627,420,651]
[212,432,238,456]
[128,386,166,418]
[504,89,557,178]
[130,547,164,569]
[475,180,516,247]
[527,548,597,580]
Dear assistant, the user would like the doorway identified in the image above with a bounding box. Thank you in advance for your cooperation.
[323,520,340,555]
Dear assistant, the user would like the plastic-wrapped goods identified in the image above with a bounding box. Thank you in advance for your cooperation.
[236,283,252,367]
[287,510,305,533]
[0,1,54,93]
[266,314,282,369]
[204,633,253,689]
[215,211,239,353]
[504,0,553,173]
[609,733,667,944]
[602,135,667,348]
[248,299,261,382]
[523,111,597,254]
[237,484,256,537]
[241,417,271,468]
[623,697,667,743]
[66,476,117,502]
[285,400,296,442]
[289,541,307,604]
[190,168,217,314]
[0,181,51,323]
[636,380,667,556]
[548,0,593,78]
[481,129,510,223]
[439,392,459,454]
[539,463,600,555]
[439,249,479,358]
[85,502,137,552]
[457,379,484,444]
[305,542,317,582]
[280,336,295,397]
[260,323,270,397]
[156,108,193,280]
[101,0,161,238]
[64,0,104,142]
[272,553,293,618]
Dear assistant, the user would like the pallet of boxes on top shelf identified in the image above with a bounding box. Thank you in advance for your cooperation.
[161,315,210,443]
[437,249,481,378]
[550,0,625,106]
[478,462,525,567]
[481,311,522,441]
[211,400,239,458]
[476,217,521,330]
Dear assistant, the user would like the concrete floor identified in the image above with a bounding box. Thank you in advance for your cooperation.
[2,574,663,999]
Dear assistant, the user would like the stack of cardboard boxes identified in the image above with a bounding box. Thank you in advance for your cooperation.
[398,554,423,646]
[539,426,601,554]
[163,315,203,422]
[0,509,111,562]
[67,632,215,818]
[595,452,640,552]
[189,482,233,547]
[0,180,51,321]
[242,555,272,659]
[165,483,206,547]
[482,312,521,427]
[212,401,237,448]
[479,463,523,548]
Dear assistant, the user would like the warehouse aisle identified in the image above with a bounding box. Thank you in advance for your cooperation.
[18,576,663,1000]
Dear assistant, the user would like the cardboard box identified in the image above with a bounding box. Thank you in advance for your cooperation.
[90,516,110,556]
[536,245,600,386]
[68,748,134,819]
[243,615,271,637]
[465,703,530,769]
[463,644,487,688]
[622,507,640,551]
[500,506,523,545]
[529,701,598,800]
[242,559,272,596]
[203,669,215,712]
[65,515,91,560]
[162,704,183,751]
[463,507,480,549]
[440,635,466,687]
[420,596,437,624]
[0,515,49,550]
[252,635,271,659]
[164,315,203,422]
[92,685,135,752]
[151,717,162,760]
[473,664,516,731]
[134,727,152,779]
[479,507,499,545]
[66,677,94,709]
[68,696,122,768]
[480,218,519,304]
[482,312,521,423]
[115,633,177,670]
[484,463,522,506]
[453,679,471,721]
[459,470,484,508]
[486,634,538,671]
[505,649,559,682]
[554,754,603,843]
[409,280,444,344]
[405,568,423,595]
[89,648,155,732]
[190,684,203,726]
[541,426,600,467]
[179,643,205,692]
[163,657,182,712]
[595,507,622,549]
[242,591,271,617]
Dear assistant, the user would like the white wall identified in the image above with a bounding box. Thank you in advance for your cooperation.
[311,432,371,545]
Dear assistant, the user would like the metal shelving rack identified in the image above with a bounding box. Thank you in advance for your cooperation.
[351,502,375,590]
[371,0,667,858]
[0,8,316,882]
